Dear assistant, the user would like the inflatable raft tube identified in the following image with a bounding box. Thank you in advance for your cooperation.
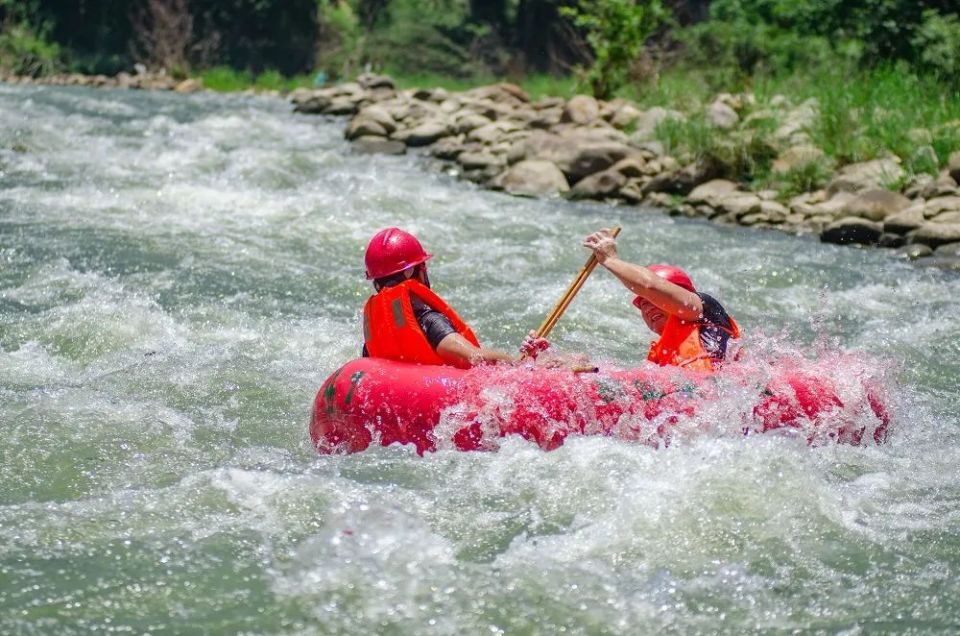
[310,358,890,454]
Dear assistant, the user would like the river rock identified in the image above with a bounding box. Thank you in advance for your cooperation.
[719,193,762,219]
[843,189,911,222]
[760,200,789,222]
[496,160,569,197]
[643,160,719,196]
[878,233,906,248]
[562,95,600,125]
[560,142,637,183]
[346,116,388,140]
[920,174,959,199]
[949,151,960,182]
[895,244,933,260]
[174,78,203,93]
[457,151,504,171]
[357,73,395,90]
[772,145,825,174]
[933,211,960,224]
[357,105,397,134]
[706,101,740,129]
[455,113,493,134]
[821,217,882,245]
[687,179,739,208]
[827,158,905,196]
[883,203,926,235]
[609,157,647,178]
[611,103,642,129]
[568,169,627,200]
[325,98,359,116]
[352,136,407,155]
[397,120,451,146]
[908,223,960,248]
[935,242,960,257]
[923,196,960,218]
[293,93,332,114]
[629,107,685,141]
[468,121,521,144]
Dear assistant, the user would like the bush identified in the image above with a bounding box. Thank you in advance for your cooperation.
[0,0,60,76]
[562,0,668,99]
[913,9,960,81]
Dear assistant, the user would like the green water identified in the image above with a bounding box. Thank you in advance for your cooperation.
[1,84,958,634]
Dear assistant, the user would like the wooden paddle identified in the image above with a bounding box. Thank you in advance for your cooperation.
[521,226,621,360]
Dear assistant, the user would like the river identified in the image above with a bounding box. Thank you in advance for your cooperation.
[1,84,959,634]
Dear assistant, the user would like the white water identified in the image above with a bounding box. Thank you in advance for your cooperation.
[1,84,958,633]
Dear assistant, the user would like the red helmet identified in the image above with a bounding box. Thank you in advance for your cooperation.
[364,228,433,279]
[647,264,696,292]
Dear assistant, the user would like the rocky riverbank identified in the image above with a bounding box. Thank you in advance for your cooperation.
[5,70,959,269]
[290,74,960,271]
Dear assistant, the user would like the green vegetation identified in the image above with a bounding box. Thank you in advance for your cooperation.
[0,0,60,76]
[3,1,959,196]
[560,0,667,99]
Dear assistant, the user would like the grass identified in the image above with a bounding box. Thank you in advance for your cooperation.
[192,60,959,196]
[198,66,314,93]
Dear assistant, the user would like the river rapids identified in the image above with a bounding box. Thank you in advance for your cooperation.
[1,85,959,634]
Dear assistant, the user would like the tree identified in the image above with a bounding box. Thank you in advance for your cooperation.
[562,0,669,98]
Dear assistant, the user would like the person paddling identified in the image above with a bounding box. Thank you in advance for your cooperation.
[362,227,542,368]
[582,228,741,372]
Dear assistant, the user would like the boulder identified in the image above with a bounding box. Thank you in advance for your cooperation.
[933,211,960,224]
[821,217,883,245]
[562,95,600,125]
[772,145,825,174]
[430,137,469,160]
[568,169,627,200]
[878,233,906,248]
[293,93,332,114]
[909,223,960,248]
[497,160,570,197]
[706,101,740,129]
[719,193,762,219]
[949,151,960,183]
[352,137,407,156]
[397,120,451,146]
[468,121,521,144]
[457,151,504,171]
[559,142,637,183]
[759,200,789,223]
[935,242,960,257]
[174,78,203,93]
[920,174,959,199]
[610,157,647,178]
[611,103,642,129]
[827,158,905,196]
[895,244,933,260]
[325,98,359,116]
[883,203,926,235]
[345,116,388,140]
[924,196,960,219]
[357,105,397,134]
[843,188,911,222]
[629,107,685,141]
[687,179,739,208]
[642,160,719,196]
[455,113,493,134]
[356,73,395,90]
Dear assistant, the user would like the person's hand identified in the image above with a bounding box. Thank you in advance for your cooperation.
[520,330,551,359]
[583,228,619,264]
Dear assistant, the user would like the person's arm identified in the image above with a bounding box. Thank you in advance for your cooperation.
[436,333,516,368]
[583,228,703,321]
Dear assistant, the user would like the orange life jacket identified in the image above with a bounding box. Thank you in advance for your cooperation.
[363,279,480,366]
[647,314,742,373]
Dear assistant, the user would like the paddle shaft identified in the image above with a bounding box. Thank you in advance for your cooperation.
[534,226,621,340]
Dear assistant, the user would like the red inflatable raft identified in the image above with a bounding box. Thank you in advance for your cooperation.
[311,357,891,454]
